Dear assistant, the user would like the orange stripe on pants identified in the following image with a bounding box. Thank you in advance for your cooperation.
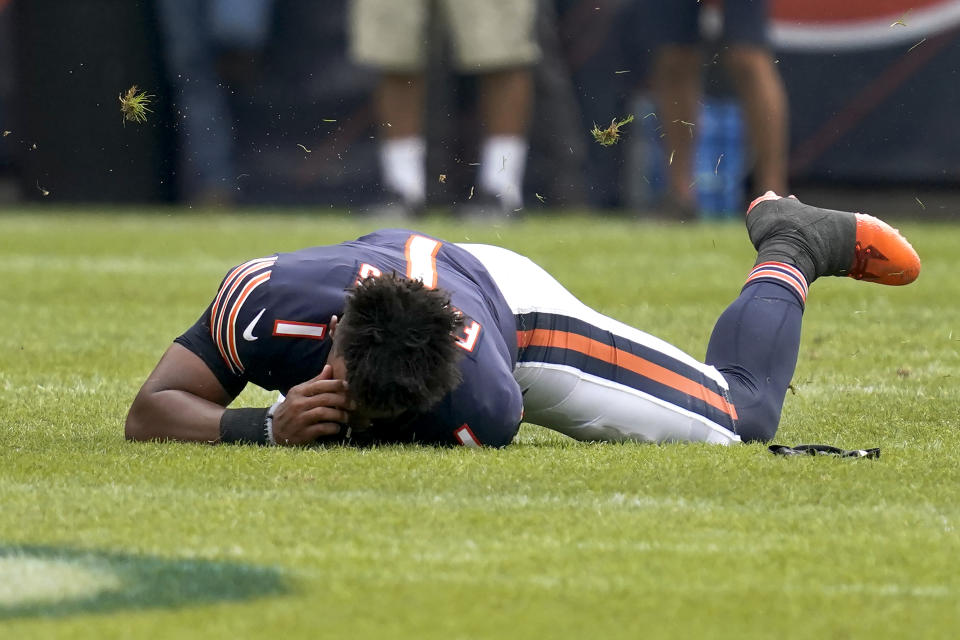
[517,328,738,420]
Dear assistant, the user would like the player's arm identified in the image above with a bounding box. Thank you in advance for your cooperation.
[125,343,235,443]
[125,346,351,446]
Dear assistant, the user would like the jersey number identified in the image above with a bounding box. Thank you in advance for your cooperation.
[455,320,481,352]
[404,235,441,289]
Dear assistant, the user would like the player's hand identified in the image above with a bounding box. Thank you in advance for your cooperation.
[271,365,351,445]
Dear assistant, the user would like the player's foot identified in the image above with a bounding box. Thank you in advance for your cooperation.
[355,189,424,221]
[746,191,920,286]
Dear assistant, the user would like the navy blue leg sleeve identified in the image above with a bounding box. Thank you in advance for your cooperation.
[705,281,803,442]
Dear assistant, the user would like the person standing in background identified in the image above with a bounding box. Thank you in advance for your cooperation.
[644,0,788,219]
[0,0,16,203]
[349,0,540,218]
[155,0,276,207]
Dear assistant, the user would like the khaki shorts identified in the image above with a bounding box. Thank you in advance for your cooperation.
[349,0,540,73]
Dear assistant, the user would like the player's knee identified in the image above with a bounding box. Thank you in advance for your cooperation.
[734,400,780,443]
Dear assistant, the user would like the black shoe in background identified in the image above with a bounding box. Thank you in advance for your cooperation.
[354,190,425,222]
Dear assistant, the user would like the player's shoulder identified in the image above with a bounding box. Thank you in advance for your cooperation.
[355,228,440,245]
[211,254,279,331]
[446,341,523,447]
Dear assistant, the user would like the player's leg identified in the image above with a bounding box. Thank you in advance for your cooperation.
[373,74,427,207]
[704,192,921,441]
[720,0,789,197]
[475,68,533,212]
[154,0,236,205]
[457,243,741,445]
[444,0,539,214]
[349,0,429,211]
[648,0,702,218]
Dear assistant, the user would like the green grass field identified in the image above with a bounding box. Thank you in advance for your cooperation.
[1,208,958,639]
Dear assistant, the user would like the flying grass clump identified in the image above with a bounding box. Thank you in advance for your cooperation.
[119,85,153,124]
[591,114,634,147]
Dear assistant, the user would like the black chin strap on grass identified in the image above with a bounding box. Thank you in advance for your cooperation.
[769,444,880,459]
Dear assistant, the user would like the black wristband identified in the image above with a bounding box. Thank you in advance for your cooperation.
[219,407,270,445]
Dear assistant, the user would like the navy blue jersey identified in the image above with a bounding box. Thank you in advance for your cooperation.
[176,229,522,447]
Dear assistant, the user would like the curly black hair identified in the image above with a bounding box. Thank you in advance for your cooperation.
[336,273,465,415]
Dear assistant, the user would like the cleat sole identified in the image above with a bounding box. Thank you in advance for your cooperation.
[849,214,921,286]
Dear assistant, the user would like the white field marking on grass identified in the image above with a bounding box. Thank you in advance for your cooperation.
[0,254,228,276]
[393,538,771,566]
[57,485,957,571]
[6,480,954,600]
[285,563,956,600]
[0,482,706,510]
[343,536,761,568]
[3,488,956,565]
[816,583,952,598]
[30,378,111,396]
[796,381,960,398]
[0,556,122,606]
[292,510,956,569]
[6,482,960,526]
[0,375,121,400]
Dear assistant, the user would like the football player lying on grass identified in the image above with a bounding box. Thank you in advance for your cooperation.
[126,193,920,448]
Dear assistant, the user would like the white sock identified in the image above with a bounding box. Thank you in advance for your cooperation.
[479,135,527,209]
[380,137,426,204]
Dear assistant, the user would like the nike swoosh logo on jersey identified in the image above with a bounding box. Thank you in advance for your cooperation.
[242,308,267,341]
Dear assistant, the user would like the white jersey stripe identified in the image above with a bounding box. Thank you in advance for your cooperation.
[210,256,275,328]
[214,259,276,339]
[225,271,272,372]
[210,257,276,373]
[211,258,275,345]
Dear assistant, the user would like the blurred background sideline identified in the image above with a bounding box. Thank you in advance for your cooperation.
[0,0,958,219]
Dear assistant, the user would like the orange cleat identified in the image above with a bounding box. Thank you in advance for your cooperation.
[746,191,921,286]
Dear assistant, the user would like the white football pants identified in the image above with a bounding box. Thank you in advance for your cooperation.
[458,243,741,445]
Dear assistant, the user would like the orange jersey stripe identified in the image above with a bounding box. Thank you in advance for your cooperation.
[225,271,272,372]
[211,258,276,372]
[210,257,275,334]
[517,328,738,420]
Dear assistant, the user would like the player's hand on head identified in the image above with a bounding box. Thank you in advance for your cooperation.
[271,365,351,445]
